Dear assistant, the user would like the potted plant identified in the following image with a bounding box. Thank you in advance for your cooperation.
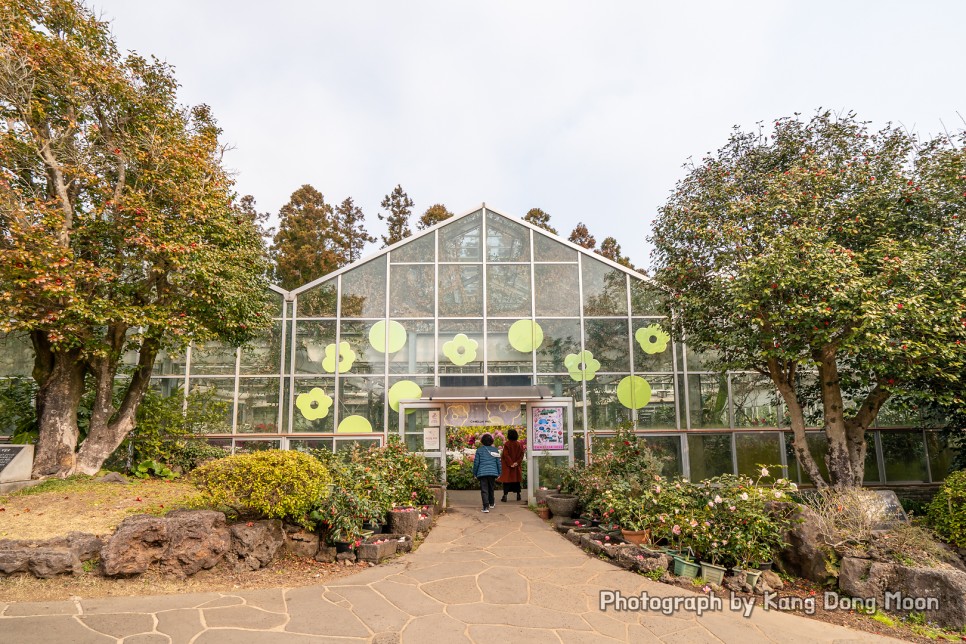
[312,487,366,551]
[669,517,700,578]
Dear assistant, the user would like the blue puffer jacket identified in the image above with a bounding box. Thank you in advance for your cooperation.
[472,445,502,479]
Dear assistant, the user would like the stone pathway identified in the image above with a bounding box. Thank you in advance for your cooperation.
[0,491,901,643]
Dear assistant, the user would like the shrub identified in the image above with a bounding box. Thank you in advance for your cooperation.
[446,456,477,490]
[803,486,889,555]
[927,470,966,547]
[169,440,230,473]
[192,450,332,528]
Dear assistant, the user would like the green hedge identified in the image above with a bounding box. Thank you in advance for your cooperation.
[928,469,966,547]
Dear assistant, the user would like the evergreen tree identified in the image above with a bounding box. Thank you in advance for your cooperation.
[523,207,557,234]
[598,236,634,269]
[568,222,596,249]
[271,185,340,290]
[417,203,453,230]
[379,184,414,246]
[335,197,375,263]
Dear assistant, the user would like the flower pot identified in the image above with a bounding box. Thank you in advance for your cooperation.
[537,506,551,520]
[428,484,446,513]
[744,569,763,588]
[621,528,651,545]
[417,512,433,533]
[357,535,398,563]
[387,507,420,536]
[673,555,700,579]
[382,533,413,553]
[700,562,727,585]
[757,560,773,572]
[535,487,551,505]
[545,494,578,518]
[333,540,354,554]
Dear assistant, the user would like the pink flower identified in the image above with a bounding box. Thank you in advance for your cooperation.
[729,506,736,511]
[672,525,681,535]
[689,519,698,527]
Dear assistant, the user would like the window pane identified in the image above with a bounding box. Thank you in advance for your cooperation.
[438,265,483,317]
[486,211,530,262]
[534,264,580,317]
[294,320,337,375]
[240,321,283,375]
[390,233,435,263]
[338,376,385,433]
[340,255,387,318]
[684,346,721,372]
[486,265,532,317]
[735,433,782,477]
[297,280,337,317]
[390,264,434,318]
[631,279,666,316]
[641,435,683,477]
[688,434,733,480]
[731,374,781,428]
[881,431,928,482]
[635,375,677,429]
[536,318,581,373]
[582,256,628,316]
[290,438,334,452]
[584,319,631,372]
[687,374,729,428]
[338,321,387,374]
[439,211,482,262]
[292,377,336,433]
[632,318,673,372]
[236,377,280,433]
[154,347,187,376]
[926,432,955,482]
[438,319,482,374]
[533,233,577,262]
[389,320,435,374]
[186,378,235,432]
[190,341,237,376]
[0,333,34,377]
[786,433,878,485]
[536,374,583,433]
[234,439,280,453]
[486,319,531,373]
[586,375,632,429]
[387,375,435,432]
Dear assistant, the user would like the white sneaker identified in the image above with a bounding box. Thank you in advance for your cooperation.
[482,508,489,513]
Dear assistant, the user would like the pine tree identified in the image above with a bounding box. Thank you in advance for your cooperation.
[417,203,453,230]
[568,222,596,249]
[335,197,375,263]
[271,185,341,290]
[598,236,634,269]
[523,207,558,234]
[379,184,414,246]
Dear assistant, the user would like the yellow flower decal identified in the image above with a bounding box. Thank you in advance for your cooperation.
[443,333,478,366]
[296,387,332,420]
[636,324,670,354]
[321,341,356,373]
[564,350,601,382]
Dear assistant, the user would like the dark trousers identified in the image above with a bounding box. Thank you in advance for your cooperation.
[479,476,496,508]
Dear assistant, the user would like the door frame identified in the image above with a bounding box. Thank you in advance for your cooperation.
[525,398,574,506]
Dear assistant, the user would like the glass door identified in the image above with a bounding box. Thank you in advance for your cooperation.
[525,398,574,505]
[398,402,445,484]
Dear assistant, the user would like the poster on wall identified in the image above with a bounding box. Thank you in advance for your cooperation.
[423,426,440,450]
[428,410,440,427]
[531,407,565,450]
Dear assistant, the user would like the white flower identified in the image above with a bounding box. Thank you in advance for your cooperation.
[655,485,662,493]
[729,505,736,511]
[773,490,782,498]
[713,495,722,504]
[760,467,770,477]
[790,482,798,490]
[708,501,714,507]
[740,492,749,501]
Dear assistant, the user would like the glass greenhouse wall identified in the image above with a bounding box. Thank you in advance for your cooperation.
[0,206,953,483]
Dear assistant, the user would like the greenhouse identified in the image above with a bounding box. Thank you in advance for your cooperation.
[0,206,952,487]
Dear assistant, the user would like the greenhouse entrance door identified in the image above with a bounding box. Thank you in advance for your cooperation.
[396,401,446,483]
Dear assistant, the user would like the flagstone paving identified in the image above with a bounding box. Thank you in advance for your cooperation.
[0,490,902,643]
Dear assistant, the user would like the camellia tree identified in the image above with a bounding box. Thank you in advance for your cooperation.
[651,111,965,488]
[0,0,273,477]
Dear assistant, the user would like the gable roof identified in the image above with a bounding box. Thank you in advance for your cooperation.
[288,203,647,297]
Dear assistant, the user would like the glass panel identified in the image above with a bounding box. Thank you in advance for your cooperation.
[240,321,284,375]
[340,255,387,318]
[641,435,683,477]
[154,347,187,376]
[340,321,387,374]
[926,432,954,482]
[581,256,628,316]
[233,439,280,453]
[189,341,237,376]
[402,408,433,452]
[536,318,581,373]
[687,374,729,428]
[586,374,632,429]
[735,433,782,477]
[0,377,35,437]
[290,438,335,452]
[292,377,336,433]
[786,433,878,485]
[688,434,734,480]
[265,289,285,317]
[297,280,338,318]
[584,319,631,372]
[294,320,337,375]
[533,233,577,262]
[236,377,281,433]
[486,319,531,373]
[486,265,532,317]
[338,376,385,433]
[536,455,570,490]
[731,374,782,428]
[438,265,483,317]
[486,211,530,262]
[390,265,434,318]
[387,375,435,432]
[630,279,666,316]
[684,346,721,372]
[874,398,922,428]
[336,437,383,451]
[632,319,674,372]
[635,375,677,429]
[148,377,183,399]
[438,320,482,374]
[438,210,482,262]
[533,264,580,317]
[390,233,435,263]
[186,378,235,432]
[536,375,583,434]
[881,431,928,482]
[389,320,435,374]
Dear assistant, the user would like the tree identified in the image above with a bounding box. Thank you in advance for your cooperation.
[650,111,966,488]
[270,185,340,290]
[379,184,414,247]
[335,197,375,264]
[0,0,273,477]
[598,236,635,269]
[568,222,596,249]
[417,203,453,230]
[523,207,557,234]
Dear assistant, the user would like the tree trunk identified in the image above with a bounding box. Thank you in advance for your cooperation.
[767,358,827,487]
[816,346,866,489]
[31,346,86,478]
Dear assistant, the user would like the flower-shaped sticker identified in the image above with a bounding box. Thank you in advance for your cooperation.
[296,387,332,420]
[564,350,601,382]
[636,324,670,354]
[321,341,356,373]
[443,333,478,366]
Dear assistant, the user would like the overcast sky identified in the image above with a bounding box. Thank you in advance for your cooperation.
[91,1,965,269]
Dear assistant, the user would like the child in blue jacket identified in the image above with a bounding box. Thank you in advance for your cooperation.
[472,433,502,513]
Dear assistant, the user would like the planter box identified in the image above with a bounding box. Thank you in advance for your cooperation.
[616,545,672,574]
[565,526,597,545]
[357,536,398,563]
[387,508,420,536]
[428,485,446,513]
[416,513,433,533]
[700,561,727,585]
[381,534,413,553]
[580,532,627,558]
[545,494,578,519]
[673,556,700,579]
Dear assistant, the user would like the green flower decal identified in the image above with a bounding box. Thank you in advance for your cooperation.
[388,380,422,414]
[295,387,332,420]
[321,341,356,373]
[636,324,671,354]
[507,319,544,352]
[337,415,373,433]
[443,333,478,366]
[369,320,407,353]
[617,376,652,409]
[564,350,601,382]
